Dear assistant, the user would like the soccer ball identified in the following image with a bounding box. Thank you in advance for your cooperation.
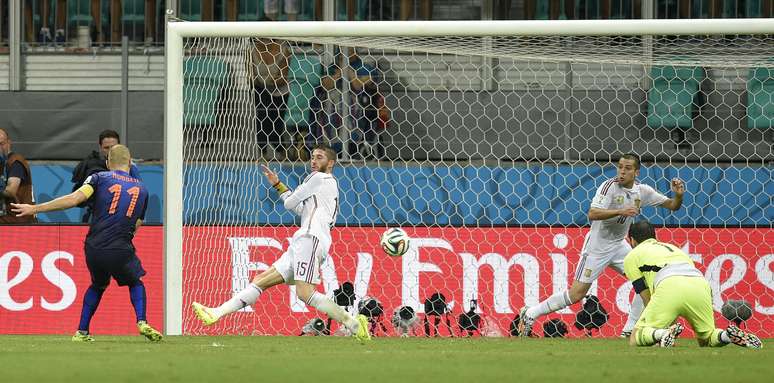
[380,228,410,257]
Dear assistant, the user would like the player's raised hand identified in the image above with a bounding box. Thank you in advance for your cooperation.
[619,207,639,217]
[261,164,280,185]
[10,203,35,217]
[671,178,685,196]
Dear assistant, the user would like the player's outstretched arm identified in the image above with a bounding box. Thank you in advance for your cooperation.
[261,163,305,216]
[660,178,685,211]
[11,189,89,217]
[588,207,637,221]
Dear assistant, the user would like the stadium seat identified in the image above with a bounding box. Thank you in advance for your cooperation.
[67,0,93,27]
[745,0,765,17]
[284,55,323,128]
[647,65,704,129]
[122,0,145,24]
[180,0,203,21]
[183,56,230,126]
[746,66,774,129]
[336,0,369,21]
[237,0,265,21]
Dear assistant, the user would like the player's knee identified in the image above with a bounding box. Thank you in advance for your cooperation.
[90,284,108,292]
[568,289,585,304]
[294,284,314,303]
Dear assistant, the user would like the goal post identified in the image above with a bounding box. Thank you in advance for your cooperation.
[164,18,774,336]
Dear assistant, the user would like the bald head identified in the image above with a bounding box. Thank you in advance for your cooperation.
[107,144,131,170]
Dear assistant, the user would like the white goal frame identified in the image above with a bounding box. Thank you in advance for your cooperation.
[164,17,774,335]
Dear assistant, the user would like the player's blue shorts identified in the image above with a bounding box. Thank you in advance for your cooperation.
[84,245,146,287]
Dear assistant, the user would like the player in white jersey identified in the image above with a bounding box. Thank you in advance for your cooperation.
[518,153,685,337]
[192,144,370,342]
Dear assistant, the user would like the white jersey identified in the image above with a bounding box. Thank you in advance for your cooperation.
[585,179,668,253]
[279,171,339,246]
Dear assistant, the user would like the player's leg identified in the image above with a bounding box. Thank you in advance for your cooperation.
[630,278,683,347]
[292,236,370,342]
[520,241,604,336]
[73,247,108,342]
[112,251,161,341]
[607,240,640,337]
[684,278,762,349]
[192,266,285,326]
[295,280,369,342]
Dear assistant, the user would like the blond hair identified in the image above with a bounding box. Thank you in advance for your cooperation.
[108,144,131,168]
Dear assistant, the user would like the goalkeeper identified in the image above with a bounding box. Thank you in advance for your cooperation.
[624,220,761,349]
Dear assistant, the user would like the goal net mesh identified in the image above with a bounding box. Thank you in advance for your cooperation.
[179,31,773,337]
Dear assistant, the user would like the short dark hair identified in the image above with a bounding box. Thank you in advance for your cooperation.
[99,130,120,145]
[629,220,656,243]
[312,143,337,161]
[619,153,640,170]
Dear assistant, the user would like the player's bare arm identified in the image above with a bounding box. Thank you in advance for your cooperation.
[1,176,20,200]
[588,206,638,221]
[660,178,685,211]
[11,189,89,216]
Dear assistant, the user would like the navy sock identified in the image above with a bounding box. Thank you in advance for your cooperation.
[78,286,105,332]
[129,283,147,322]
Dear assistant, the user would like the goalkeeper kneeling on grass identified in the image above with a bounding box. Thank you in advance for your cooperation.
[624,220,761,349]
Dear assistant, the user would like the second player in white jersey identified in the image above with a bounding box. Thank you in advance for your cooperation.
[279,171,339,249]
[519,153,685,338]
[586,180,667,250]
[191,144,370,343]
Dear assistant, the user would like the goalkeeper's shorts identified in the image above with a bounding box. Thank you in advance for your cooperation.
[635,275,716,340]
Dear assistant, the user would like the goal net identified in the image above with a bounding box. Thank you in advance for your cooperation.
[166,20,774,337]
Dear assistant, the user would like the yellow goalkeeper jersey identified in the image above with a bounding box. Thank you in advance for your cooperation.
[623,238,701,294]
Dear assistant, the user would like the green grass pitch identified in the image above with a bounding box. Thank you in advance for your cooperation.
[1,336,771,382]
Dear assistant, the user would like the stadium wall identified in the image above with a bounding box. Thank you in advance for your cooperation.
[1,88,769,162]
[30,163,772,226]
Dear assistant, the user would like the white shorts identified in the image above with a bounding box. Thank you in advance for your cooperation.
[272,235,327,285]
[573,232,632,284]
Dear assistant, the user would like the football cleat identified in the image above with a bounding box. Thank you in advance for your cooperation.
[725,325,762,349]
[137,320,163,342]
[620,330,632,338]
[192,302,219,326]
[72,330,95,342]
[354,314,372,343]
[518,307,536,338]
[659,322,684,347]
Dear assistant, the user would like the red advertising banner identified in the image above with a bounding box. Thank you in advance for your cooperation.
[0,226,163,335]
[183,227,774,338]
[3,226,771,337]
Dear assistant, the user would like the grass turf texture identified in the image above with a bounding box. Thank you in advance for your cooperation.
[1,336,771,382]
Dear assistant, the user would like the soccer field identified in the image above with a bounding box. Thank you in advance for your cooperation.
[0,336,771,383]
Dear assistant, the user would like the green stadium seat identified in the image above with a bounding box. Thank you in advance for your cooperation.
[534,0,550,20]
[747,66,774,129]
[67,0,93,27]
[180,0,203,21]
[237,0,265,21]
[284,55,322,128]
[647,65,704,129]
[746,0,765,17]
[184,56,230,126]
[122,0,145,23]
[336,0,369,21]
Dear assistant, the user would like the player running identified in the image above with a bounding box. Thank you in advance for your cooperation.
[191,143,370,342]
[519,153,685,337]
[12,145,161,342]
[625,220,761,348]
